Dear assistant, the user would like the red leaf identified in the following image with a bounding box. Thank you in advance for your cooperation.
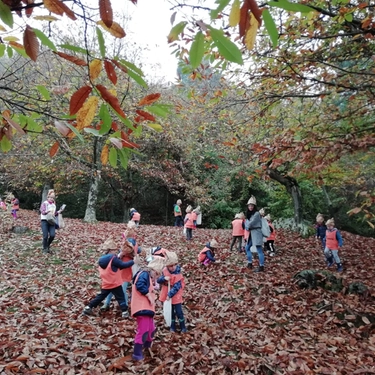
[246,0,262,26]
[135,109,156,122]
[99,0,113,28]
[23,25,39,61]
[104,60,118,85]
[49,141,59,157]
[96,84,126,118]
[138,93,161,106]
[69,86,92,115]
[54,51,87,66]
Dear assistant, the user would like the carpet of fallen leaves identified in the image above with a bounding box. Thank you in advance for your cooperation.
[1,210,375,375]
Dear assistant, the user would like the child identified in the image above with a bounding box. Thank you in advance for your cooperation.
[198,239,218,266]
[83,238,138,317]
[264,214,276,256]
[315,213,327,251]
[131,256,166,361]
[101,240,136,313]
[184,205,196,241]
[129,208,141,227]
[157,251,186,333]
[122,221,142,277]
[324,218,344,272]
[0,198,7,210]
[230,213,245,252]
[11,196,19,220]
[147,246,170,289]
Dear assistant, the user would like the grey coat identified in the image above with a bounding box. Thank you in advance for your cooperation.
[247,211,263,246]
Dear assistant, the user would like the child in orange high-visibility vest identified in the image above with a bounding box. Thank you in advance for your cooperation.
[184,205,196,241]
[131,257,166,361]
[324,218,344,272]
[157,252,186,333]
[198,239,218,267]
[230,213,245,252]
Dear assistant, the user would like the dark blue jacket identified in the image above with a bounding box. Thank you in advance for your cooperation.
[157,265,183,299]
[132,269,154,317]
[98,254,134,272]
[205,242,216,262]
[129,209,138,220]
[316,223,327,239]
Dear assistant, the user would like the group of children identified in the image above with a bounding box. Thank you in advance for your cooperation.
[0,194,20,220]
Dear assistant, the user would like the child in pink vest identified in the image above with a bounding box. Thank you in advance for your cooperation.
[184,205,196,240]
[131,257,166,361]
[198,239,218,266]
[157,252,186,333]
[230,213,245,252]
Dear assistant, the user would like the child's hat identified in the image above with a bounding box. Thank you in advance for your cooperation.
[259,208,265,216]
[122,240,134,256]
[147,256,165,274]
[326,218,335,226]
[316,213,324,221]
[165,251,178,266]
[210,239,218,248]
[186,205,192,213]
[129,208,135,212]
[265,214,271,221]
[101,239,118,253]
[247,196,257,205]
[177,199,182,205]
[234,213,241,219]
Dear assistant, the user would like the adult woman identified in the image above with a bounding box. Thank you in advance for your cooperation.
[40,190,61,254]
[245,195,265,272]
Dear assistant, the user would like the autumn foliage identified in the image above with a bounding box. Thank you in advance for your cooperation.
[1,210,375,374]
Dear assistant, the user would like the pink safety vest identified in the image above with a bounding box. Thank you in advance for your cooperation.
[232,219,244,236]
[131,270,155,317]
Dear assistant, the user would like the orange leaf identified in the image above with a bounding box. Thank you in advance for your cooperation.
[111,59,127,73]
[239,2,250,39]
[111,122,119,131]
[70,86,92,115]
[246,0,262,26]
[96,84,126,118]
[89,59,102,81]
[99,0,113,28]
[54,51,87,66]
[101,144,109,165]
[135,109,155,122]
[23,25,39,61]
[138,93,161,106]
[104,60,117,85]
[49,141,59,157]
[9,41,24,50]
[44,0,77,20]
[97,20,126,38]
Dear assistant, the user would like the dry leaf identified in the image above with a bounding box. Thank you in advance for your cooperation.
[76,96,99,130]
[99,0,113,28]
[89,59,102,81]
[23,25,39,61]
[244,13,259,51]
[97,20,126,38]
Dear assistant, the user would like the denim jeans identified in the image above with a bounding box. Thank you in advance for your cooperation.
[104,281,130,306]
[41,219,55,249]
[245,239,264,266]
[324,248,341,264]
[186,228,192,240]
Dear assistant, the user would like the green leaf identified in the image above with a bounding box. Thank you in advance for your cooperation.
[167,21,187,43]
[11,46,28,58]
[145,123,163,132]
[25,117,43,132]
[118,59,144,76]
[33,28,57,51]
[126,69,148,88]
[189,31,205,69]
[145,104,172,118]
[36,85,51,100]
[0,1,13,27]
[6,45,13,58]
[65,123,85,143]
[118,148,129,169]
[96,27,106,58]
[209,27,243,64]
[0,135,11,152]
[84,128,101,136]
[344,13,353,22]
[0,43,5,57]
[269,0,313,13]
[109,147,117,168]
[99,104,112,135]
[262,9,278,48]
[58,43,87,54]
[210,0,231,19]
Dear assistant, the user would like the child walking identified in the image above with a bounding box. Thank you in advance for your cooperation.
[131,257,166,361]
[315,213,327,251]
[264,214,276,256]
[230,213,245,252]
[83,239,138,317]
[157,252,187,333]
[198,239,218,266]
[324,218,344,272]
[184,205,196,241]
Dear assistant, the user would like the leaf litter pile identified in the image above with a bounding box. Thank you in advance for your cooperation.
[1,210,375,374]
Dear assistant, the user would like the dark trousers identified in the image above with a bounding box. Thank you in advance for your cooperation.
[186,228,193,240]
[88,285,128,312]
[172,303,184,322]
[41,220,55,249]
[264,240,275,253]
[174,216,183,227]
[230,236,243,251]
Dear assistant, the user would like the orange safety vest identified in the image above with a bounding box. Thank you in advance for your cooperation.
[99,256,123,289]
[159,267,184,304]
[198,247,211,262]
[326,229,339,250]
[120,249,137,282]
[184,213,195,229]
[266,222,276,241]
[232,219,244,236]
[131,270,155,317]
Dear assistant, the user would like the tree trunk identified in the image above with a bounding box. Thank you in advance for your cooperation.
[267,168,303,227]
[83,172,99,223]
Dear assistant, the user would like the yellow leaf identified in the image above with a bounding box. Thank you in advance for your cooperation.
[101,144,109,165]
[33,15,59,22]
[44,0,77,20]
[229,0,240,27]
[97,20,126,38]
[0,25,6,32]
[3,36,19,42]
[76,96,99,130]
[244,13,259,51]
[109,89,117,97]
[146,123,163,132]
[89,59,102,81]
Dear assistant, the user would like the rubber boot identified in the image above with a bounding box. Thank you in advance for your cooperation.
[337,263,343,272]
[179,319,187,333]
[143,341,152,349]
[326,257,334,267]
[170,320,176,332]
[247,263,253,269]
[132,343,144,361]
[254,265,264,273]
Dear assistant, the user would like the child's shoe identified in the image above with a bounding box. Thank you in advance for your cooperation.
[170,321,176,332]
[254,266,264,273]
[83,306,93,316]
[337,264,343,272]
[121,311,130,318]
[247,263,253,269]
[326,257,334,267]
[100,304,109,311]
[132,343,144,361]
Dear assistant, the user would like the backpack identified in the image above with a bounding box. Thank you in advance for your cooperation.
[261,218,271,238]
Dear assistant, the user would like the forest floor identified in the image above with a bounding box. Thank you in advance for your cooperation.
[0,210,375,375]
